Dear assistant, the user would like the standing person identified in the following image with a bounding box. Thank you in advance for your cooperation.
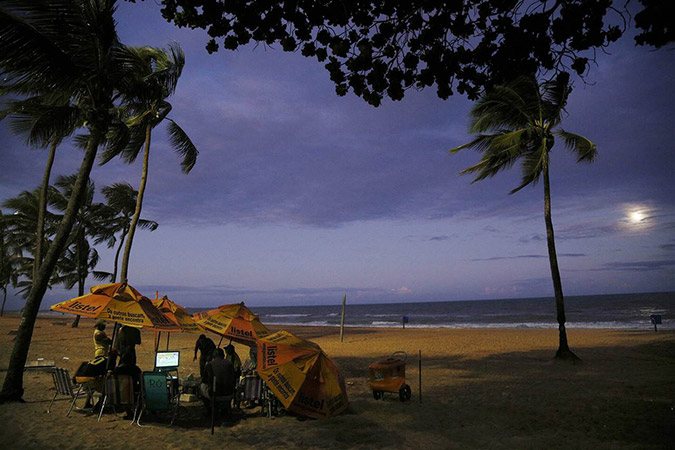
[113,325,141,366]
[194,334,216,379]
[93,320,111,358]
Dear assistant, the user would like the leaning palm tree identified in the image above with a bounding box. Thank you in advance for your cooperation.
[101,43,198,282]
[100,182,158,282]
[0,0,146,402]
[0,211,20,317]
[51,174,114,327]
[450,73,597,361]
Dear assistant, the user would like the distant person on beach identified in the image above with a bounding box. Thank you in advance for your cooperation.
[194,334,216,378]
[200,348,236,414]
[113,325,141,366]
[93,320,112,358]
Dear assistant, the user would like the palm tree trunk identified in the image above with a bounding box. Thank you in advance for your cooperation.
[33,139,57,281]
[0,130,102,403]
[1,288,6,317]
[71,232,85,328]
[543,159,579,361]
[120,125,151,283]
[112,224,128,283]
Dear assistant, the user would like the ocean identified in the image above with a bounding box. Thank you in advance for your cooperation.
[247,292,674,331]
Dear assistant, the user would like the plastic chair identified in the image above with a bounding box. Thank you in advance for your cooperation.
[97,374,137,422]
[46,368,93,416]
[136,371,180,426]
[260,381,282,418]
[238,373,263,408]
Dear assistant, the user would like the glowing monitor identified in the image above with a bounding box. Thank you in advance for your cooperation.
[155,351,180,370]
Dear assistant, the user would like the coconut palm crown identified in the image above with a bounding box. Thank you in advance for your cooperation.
[450,73,597,360]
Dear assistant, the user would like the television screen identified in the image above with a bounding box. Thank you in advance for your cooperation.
[155,351,180,369]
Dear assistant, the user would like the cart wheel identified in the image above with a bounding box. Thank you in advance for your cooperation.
[399,384,411,402]
[373,390,382,400]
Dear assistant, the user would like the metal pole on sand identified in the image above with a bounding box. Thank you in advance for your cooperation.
[418,349,422,404]
[339,294,346,343]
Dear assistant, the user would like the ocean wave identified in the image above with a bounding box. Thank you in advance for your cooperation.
[264,314,311,318]
[258,319,673,330]
[265,320,330,327]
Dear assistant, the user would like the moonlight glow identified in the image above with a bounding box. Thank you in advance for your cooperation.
[630,211,645,223]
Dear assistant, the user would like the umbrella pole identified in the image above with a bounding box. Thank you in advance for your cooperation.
[166,332,170,350]
[217,335,224,348]
[107,323,119,372]
[155,331,161,354]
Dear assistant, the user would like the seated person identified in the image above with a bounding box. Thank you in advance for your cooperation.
[111,351,142,419]
[241,346,257,374]
[200,348,236,414]
[113,350,142,393]
[93,320,112,358]
[224,344,242,379]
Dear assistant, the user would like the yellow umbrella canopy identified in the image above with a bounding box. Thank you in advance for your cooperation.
[257,330,349,419]
[152,295,202,334]
[193,302,270,345]
[50,282,179,331]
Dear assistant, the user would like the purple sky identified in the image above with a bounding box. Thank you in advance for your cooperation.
[1,2,673,310]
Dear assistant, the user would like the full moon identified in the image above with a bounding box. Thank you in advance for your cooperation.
[630,211,645,223]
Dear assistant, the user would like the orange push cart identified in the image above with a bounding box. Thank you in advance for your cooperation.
[368,351,412,402]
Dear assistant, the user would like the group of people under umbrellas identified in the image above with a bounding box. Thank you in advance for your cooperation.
[51,282,350,421]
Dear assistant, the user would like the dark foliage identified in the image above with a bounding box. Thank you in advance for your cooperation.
[151,0,637,106]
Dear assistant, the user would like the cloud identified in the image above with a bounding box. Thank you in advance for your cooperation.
[471,253,586,261]
[519,233,545,243]
[661,244,675,251]
[428,235,452,241]
[391,286,412,294]
[598,260,675,272]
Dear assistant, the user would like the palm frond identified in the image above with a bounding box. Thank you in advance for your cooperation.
[554,129,598,163]
[510,141,547,194]
[92,270,113,282]
[166,119,198,173]
[541,72,571,127]
[137,219,158,231]
[0,1,81,96]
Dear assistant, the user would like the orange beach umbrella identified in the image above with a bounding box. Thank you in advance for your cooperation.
[51,282,179,331]
[152,295,201,334]
[257,330,349,419]
[193,302,270,345]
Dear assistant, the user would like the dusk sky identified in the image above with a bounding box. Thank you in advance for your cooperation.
[1,2,673,310]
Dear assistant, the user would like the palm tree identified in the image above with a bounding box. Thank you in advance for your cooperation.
[0,211,20,317]
[0,96,83,283]
[101,43,198,282]
[100,182,158,282]
[51,174,114,327]
[450,73,597,361]
[0,0,146,402]
[1,189,61,299]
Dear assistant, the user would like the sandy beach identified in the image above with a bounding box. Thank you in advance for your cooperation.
[1,314,673,449]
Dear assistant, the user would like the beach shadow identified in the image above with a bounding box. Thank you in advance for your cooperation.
[329,339,675,449]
